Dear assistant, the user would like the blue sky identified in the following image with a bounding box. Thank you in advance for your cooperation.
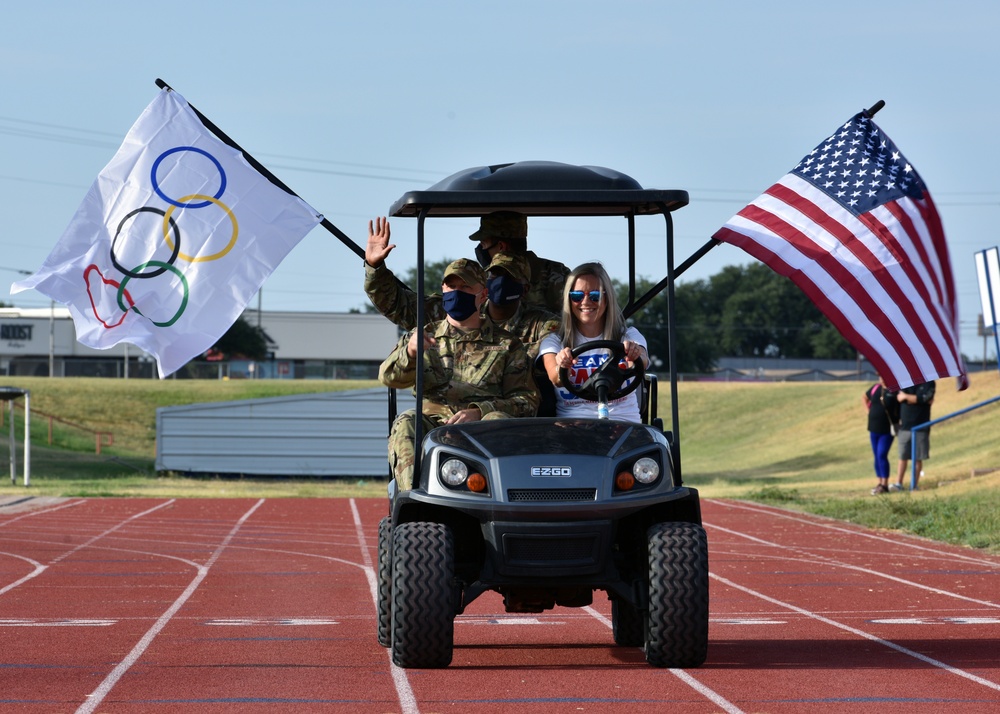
[3,1,998,360]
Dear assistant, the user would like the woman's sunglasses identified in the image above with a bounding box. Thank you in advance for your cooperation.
[569,290,602,304]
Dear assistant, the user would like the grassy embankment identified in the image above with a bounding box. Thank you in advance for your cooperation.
[1,373,998,552]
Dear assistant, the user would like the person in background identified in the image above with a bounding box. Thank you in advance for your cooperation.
[378,259,538,491]
[538,262,648,422]
[468,211,570,314]
[864,375,899,495]
[891,380,936,491]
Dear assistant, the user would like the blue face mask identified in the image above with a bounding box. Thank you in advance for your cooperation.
[441,289,479,321]
[474,243,493,268]
[487,274,523,305]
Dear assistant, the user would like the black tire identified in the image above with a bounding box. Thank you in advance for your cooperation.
[611,596,644,647]
[376,516,392,648]
[390,522,455,668]
[645,521,709,668]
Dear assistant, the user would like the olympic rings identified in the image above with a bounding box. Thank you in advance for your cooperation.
[98,145,236,331]
[116,260,189,328]
[162,194,239,263]
[110,207,182,279]
[84,264,134,329]
[150,146,227,208]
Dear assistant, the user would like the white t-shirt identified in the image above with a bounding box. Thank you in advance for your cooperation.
[537,327,647,422]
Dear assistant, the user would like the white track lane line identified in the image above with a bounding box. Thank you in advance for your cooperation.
[707,523,1000,609]
[710,572,1000,693]
[49,499,176,565]
[75,499,265,714]
[713,500,1000,568]
[350,499,419,714]
[584,606,746,714]
[0,499,86,528]
[0,500,176,598]
[0,552,46,595]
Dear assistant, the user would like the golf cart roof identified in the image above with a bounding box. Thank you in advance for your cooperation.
[388,161,689,217]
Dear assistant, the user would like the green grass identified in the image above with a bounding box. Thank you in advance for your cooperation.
[1,373,998,552]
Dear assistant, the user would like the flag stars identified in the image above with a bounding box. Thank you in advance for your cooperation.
[797,113,926,214]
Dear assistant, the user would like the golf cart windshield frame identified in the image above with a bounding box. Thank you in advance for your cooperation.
[388,161,697,484]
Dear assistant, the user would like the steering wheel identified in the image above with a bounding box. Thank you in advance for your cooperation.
[557,339,645,405]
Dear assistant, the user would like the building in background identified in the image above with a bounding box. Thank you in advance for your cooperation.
[0,307,400,379]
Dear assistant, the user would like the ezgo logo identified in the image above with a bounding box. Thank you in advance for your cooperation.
[530,466,572,477]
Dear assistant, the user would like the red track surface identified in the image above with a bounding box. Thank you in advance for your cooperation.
[0,496,997,713]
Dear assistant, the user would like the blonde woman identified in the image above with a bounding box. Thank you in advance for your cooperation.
[538,262,649,422]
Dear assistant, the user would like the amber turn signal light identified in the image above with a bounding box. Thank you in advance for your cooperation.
[615,471,635,491]
[467,473,487,492]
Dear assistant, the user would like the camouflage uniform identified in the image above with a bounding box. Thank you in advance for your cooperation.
[522,250,570,314]
[379,317,539,490]
[364,252,559,362]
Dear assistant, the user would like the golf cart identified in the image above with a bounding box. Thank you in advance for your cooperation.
[376,161,709,669]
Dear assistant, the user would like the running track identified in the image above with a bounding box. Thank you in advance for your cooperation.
[0,497,997,713]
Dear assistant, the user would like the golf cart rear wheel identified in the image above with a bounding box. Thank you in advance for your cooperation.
[390,521,456,668]
[376,516,392,648]
[645,521,709,668]
[611,596,644,647]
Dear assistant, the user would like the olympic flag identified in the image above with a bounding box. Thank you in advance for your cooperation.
[713,111,967,391]
[11,89,321,377]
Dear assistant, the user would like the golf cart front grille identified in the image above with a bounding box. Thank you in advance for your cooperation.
[507,488,597,502]
[492,520,612,576]
[505,534,599,562]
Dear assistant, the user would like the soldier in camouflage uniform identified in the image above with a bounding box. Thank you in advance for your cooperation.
[365,218,559,361]
[469,211,570,314]
[378,258,539,490]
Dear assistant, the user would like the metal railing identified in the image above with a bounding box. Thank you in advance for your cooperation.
[908,395,1000,489]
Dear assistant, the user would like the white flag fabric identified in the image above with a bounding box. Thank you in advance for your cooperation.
[713,112,967,391]
[11,89,321,377]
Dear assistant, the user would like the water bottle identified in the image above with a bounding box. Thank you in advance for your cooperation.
[597,401,609,419]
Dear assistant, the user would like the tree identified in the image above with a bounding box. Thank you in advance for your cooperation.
[206,315,268,361]
[616,262,854,373]
[615,278,720,374]
[713,263,853,359]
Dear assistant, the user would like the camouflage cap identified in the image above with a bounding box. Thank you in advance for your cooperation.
[442,258,487,287]
[469,211,528,242]
[487,251,531,284]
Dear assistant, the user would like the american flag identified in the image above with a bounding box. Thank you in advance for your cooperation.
[713,111,967,391]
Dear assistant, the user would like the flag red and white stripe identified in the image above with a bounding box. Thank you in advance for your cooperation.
[713,113,967,391]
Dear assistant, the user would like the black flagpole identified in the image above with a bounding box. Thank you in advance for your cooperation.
[863,99,886,119]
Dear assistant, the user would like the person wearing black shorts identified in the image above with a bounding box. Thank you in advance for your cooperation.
[891,380,935,491]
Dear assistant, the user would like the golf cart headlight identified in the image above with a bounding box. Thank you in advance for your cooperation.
[633,457,660,484]
[440,458,469,486]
